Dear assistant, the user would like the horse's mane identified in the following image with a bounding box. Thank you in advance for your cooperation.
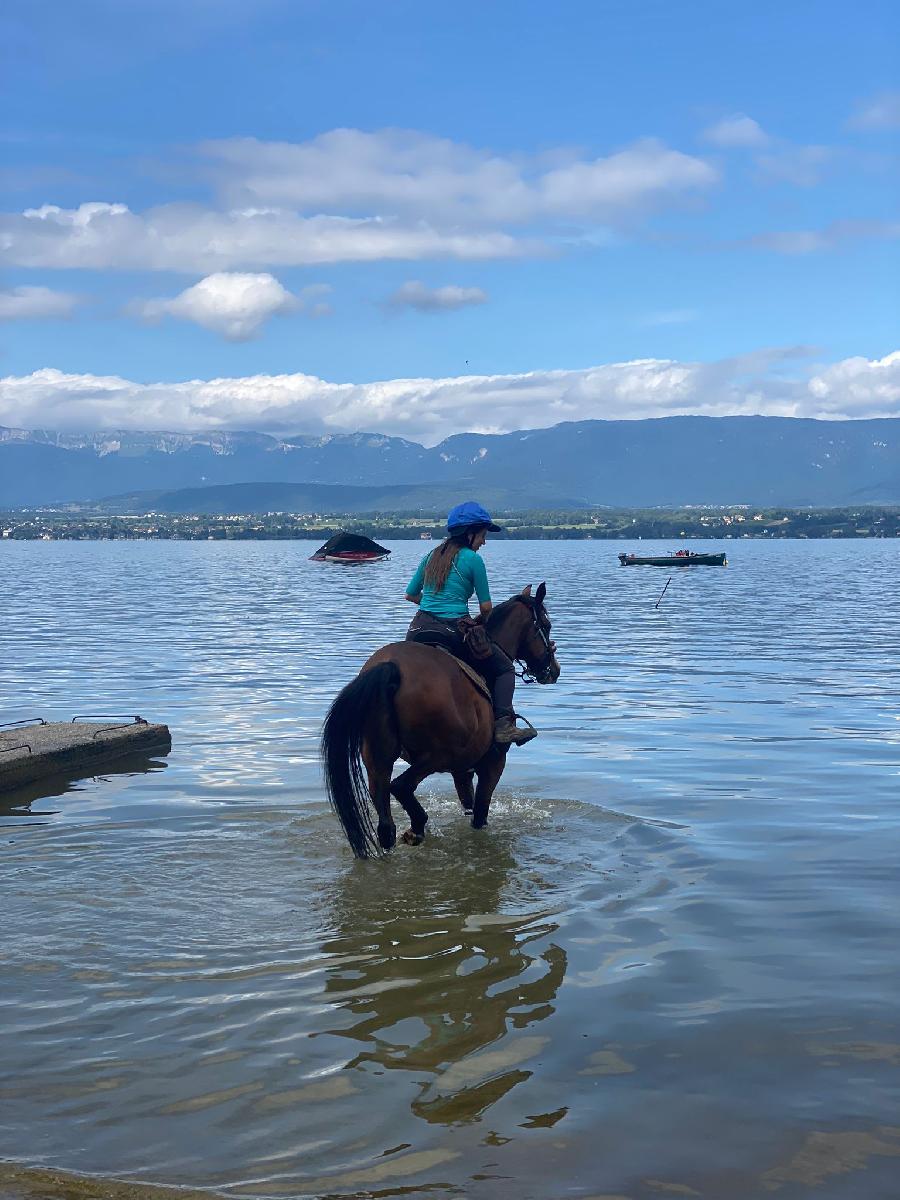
[485,595,530,634]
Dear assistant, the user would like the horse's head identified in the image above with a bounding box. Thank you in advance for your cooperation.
[490,582,559,684]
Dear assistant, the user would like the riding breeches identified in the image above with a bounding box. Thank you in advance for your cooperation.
[405,610,515,718]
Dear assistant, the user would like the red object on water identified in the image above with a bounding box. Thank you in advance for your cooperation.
[323,551,389,563]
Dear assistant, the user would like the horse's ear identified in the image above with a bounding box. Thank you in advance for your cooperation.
[535,581,546,606]
[521,584,532,597]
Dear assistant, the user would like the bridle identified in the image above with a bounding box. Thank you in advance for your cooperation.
[513,598,556,685]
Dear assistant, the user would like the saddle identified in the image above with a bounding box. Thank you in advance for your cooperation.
[433,645,492,701]
[456,615,493,661]
[408,623,493,702]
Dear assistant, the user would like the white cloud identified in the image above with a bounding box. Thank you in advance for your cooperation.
[700,116,839,188]
[750,230,829,255]
[2,350,896,445]
[755,145,833,186]
[387,281,488,313]
[847,91,900,130]
[807,352,900,415]
[202,130,718,224]
[2,202,524,272]
[133,272,298,340]
[0,285,80,320]
[296,283,334,318]
[701,114,770,148]
[533,139,716,218]
[748,218,900,254]
[0,131,718,273]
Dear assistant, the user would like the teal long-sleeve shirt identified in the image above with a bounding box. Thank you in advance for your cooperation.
[406,547,492,619]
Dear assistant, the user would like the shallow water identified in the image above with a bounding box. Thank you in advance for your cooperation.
[1,538,899,1200]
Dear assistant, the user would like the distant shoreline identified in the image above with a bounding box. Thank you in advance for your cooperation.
[3,506,899,541]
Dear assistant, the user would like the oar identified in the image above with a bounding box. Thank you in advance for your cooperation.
[655,577,672,609]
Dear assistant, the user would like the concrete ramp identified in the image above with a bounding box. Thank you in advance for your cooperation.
[0,717,171,793]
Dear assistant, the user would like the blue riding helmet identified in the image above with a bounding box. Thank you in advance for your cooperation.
[447,501,502,533]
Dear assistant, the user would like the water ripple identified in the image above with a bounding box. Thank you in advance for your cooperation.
[1,538,899,1198]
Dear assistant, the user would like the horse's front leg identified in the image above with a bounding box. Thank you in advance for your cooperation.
[452,769,475,813]
[390,762,431,845]
[471,746,508,830]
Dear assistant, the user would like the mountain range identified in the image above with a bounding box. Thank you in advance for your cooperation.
[1,416,899,509]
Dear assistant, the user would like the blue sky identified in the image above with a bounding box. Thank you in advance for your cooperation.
[1,0,898,441]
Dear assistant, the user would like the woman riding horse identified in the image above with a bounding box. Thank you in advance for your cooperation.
[321,550,560,855]
[405,501,539,747]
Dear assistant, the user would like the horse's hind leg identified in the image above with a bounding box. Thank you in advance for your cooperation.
[452,769,475,813]
[370,768,396,850]
[390,763,431,845]
[362,744,397,851]
[359,687,403,851]
[471,747,508,830]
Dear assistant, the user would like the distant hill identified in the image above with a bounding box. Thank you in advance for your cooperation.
[86,480,586,516]
[2,416,899,508]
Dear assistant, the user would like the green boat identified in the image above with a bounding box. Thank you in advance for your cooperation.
[618,551,727,567]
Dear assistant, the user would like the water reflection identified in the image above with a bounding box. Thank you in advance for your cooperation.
[0,752,169,822]
[319,827,567,1126]
[1,540,898,1196]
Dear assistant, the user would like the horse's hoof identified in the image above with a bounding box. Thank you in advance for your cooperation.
[378,823,397,850]
[401,829,425,846]
[471,819,487,830]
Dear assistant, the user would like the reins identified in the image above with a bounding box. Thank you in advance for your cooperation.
[498,596,555,685]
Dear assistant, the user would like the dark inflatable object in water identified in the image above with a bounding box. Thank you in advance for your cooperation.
[310,532,391,563]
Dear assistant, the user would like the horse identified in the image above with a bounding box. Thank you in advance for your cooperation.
[321,582,560,858]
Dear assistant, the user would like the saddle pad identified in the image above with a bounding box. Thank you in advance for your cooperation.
[434,645,492,702]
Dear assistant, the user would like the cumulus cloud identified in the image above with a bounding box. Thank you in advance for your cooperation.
[700,116,840,188]
[202,130,718,225]
[847,90,900,130]
[701,114,770,148]
[0,130,718,273]
[807,351,900,414]
[2,350,896,445]
[0,285,80,320]
[387,281,488,313]
[132,272,299,340]
[2,202,524,272]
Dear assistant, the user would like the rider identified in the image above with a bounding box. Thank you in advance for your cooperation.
[404,501,537,746]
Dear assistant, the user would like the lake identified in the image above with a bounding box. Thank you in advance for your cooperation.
[1,538,899,1200]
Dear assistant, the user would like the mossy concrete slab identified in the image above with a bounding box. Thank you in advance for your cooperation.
[0,720,171,793]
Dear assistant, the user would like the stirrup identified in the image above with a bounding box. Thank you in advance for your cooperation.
[494,713,538,747]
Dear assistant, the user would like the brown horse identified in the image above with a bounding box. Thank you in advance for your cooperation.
[322,583,560,857]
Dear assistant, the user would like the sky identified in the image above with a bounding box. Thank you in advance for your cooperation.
[1,0,898,443]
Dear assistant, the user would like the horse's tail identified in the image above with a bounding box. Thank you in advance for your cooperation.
[321,661,401,859]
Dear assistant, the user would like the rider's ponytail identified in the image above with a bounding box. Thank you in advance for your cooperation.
[423,527,479,592]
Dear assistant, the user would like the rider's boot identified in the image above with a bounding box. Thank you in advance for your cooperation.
[494,713,538,747]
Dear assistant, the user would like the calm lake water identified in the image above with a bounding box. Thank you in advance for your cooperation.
[1,538,899,1200]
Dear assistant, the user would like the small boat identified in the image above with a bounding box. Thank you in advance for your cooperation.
[618,550,727,567]
[310,532,391,564]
